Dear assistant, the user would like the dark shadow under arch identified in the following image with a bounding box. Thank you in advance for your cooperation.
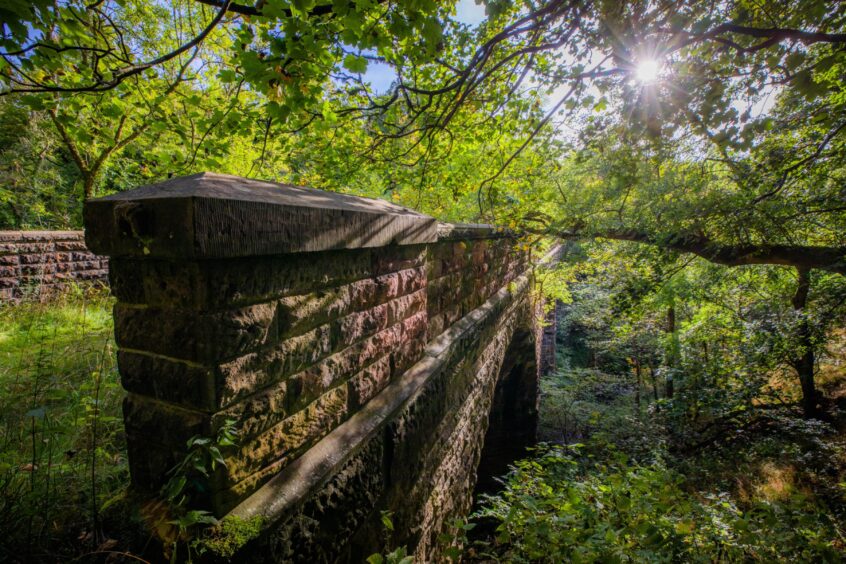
[475,327,539,493]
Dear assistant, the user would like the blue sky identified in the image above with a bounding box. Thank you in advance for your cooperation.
[361,0,487,93]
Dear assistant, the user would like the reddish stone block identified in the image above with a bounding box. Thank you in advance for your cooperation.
[337,302,390,347]
[55,240,87,251]
[348,355,391,408]
[372,245,426,275]
[216,324,334,407]
[21,263,56,275]
[223,385,348,485]
[402,310,428,341]
[71,251,95,261]
[19,253,50,264]
[392,335,426,376]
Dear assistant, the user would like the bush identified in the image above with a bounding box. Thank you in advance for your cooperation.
[473,444,843,563]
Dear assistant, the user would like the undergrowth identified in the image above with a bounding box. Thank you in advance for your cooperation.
[0,286,132,562]
[467,369,846,562]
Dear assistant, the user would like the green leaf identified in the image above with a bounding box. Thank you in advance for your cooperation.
[343,54,368,74]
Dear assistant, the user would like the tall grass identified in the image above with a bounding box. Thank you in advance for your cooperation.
[0,285,129,561]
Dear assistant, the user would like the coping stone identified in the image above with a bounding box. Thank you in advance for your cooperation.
[84,173,439,259]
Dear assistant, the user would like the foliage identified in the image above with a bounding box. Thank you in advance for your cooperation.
[367,511,415,564]
[474,442,843,563]
[473,261,846,562]
[0,287,129,561]
[149,418,239,562]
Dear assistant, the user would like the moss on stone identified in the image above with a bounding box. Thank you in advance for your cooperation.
[192,515,266,559]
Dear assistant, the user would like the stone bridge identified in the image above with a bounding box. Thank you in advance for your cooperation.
[84,173,559,562]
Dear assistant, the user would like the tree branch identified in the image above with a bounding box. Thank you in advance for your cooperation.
[533,226,846,275]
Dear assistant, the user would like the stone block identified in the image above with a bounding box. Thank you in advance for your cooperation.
[371,245,426,275]
[118,351,217,411]
[337,302,390,348]
[0,266,17,278]
[19,253,52,264]
[55,240,88,251]
[234,435,386,560]
[75,270,107,280]
[21,263,56,275]
[114,302,281,363]
[125,434,182,492]
[84,173,438,259]
[223,385,348,485]
[387,289,426,326]
[284,324,401,413]
[123,393,210,453]
[347,355,391,409]
[216,324,334,407]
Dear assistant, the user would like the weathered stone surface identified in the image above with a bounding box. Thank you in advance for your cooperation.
[347,355,392,409]
[216,324,334,407]
[123,393,209,446]
[0,231,108,301]
[110,250,377,309]
[114,302,282,363]
[239,436,387,563]
[118,351,216,411]
[285,324,403,413]
[223,386,348,486]
[84,173,438,259]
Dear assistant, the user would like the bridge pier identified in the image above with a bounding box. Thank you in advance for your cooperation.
[84,173,556,562]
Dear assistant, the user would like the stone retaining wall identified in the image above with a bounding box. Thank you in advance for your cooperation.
[84,173,554,561]
[0,231,108,301]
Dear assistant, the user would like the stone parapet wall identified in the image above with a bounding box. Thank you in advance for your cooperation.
[0,231,108,301]
[426,224,528,339]
[84,173,554,561]
[229,260,537,563]
[110,244,431,513]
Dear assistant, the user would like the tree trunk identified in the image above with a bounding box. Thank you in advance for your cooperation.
[83,172,97,200]
[665,303,676,399]
[791,267,817,418]
[541,227,846,276]
[649,364,659,402]
[634,357,642,412]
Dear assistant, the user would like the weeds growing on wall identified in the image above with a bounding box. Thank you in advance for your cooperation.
[0,287,131,561]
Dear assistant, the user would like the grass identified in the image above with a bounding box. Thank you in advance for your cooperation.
[0,286,130,561]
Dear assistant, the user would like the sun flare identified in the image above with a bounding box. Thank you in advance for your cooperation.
[635,59,661,83]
